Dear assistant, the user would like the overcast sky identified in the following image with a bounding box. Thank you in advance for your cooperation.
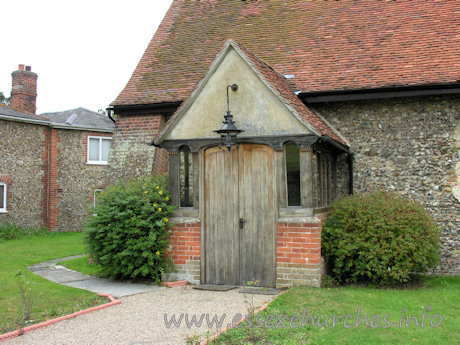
[0,0,173,114]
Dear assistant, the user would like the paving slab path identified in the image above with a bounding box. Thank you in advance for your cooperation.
[2,256,277,344]
[28,255,162,298]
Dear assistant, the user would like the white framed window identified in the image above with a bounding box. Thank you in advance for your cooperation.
[87,136,112,164]
[93,189,102,208]
[0,182,7,213]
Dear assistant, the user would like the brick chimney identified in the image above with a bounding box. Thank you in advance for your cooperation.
[10,64,38,114]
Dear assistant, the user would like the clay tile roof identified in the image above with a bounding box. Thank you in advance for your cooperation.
[232,41,348,146]
[112,0,460,107]
[156,40,348,147]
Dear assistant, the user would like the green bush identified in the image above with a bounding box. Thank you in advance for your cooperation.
[84,174,175,283]
[0,222,50,241]
[322,191,440,286]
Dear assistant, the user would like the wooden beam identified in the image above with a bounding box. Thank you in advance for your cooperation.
[183,151,190,206]
[168,152,180,206]
[315,151,323,207]
[300,147,314,209]
[274,149,287,209]
[332,154,338,201]
[321,153,327,207]
[192,151,200,208]
[327,154,332,204]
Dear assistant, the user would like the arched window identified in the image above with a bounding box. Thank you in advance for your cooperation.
[284,141,300,206]
[180,146,193,207]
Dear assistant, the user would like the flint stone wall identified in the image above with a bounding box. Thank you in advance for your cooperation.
[0,120,45,228]
[313,95,460,275]
[56,130,111,232]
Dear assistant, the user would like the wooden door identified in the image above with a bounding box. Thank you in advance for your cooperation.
[203,144,276,287]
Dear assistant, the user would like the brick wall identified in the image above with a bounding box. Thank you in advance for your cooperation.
[10,65,38,114]
[107,113,166,184]
[276,220,323,288]
[48,129,60,231]
[163,218,326,287]
[164,219,201,283]
[452,122,460,202]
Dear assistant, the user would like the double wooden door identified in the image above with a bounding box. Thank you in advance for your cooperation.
[202,144,276,287]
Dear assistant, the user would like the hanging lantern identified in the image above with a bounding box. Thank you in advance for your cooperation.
[214,84,243,150]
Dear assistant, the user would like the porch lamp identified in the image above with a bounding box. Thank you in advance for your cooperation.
[214,84,243,150]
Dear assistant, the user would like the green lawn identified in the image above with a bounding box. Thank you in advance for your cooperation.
[58,255,103,277]
[0,232,104,334]
[217,276,460,345]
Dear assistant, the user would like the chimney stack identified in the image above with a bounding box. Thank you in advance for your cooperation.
[10,64,38,114]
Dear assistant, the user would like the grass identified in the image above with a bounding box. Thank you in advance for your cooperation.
[0,232,105,334]
[0,222,50,241]
[57,255,103,277]
[216,276,460,345]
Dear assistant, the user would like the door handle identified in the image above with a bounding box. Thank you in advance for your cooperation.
[239,218,246,230]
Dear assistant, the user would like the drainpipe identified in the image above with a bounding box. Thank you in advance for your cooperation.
[106,107,116,123]
[348,154,354,195]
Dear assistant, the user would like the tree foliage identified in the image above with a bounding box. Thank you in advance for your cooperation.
[322,191,440,286]
[84,174,175,283]
[0,92,11,105]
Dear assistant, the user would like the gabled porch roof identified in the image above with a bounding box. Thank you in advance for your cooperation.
[154,40,349,148]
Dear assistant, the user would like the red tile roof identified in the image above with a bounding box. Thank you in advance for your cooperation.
[113,0,460,106]
[155,40,348,147]
[233,41,347,146]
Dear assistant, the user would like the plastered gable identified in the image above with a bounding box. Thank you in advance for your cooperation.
[164,47,311,141]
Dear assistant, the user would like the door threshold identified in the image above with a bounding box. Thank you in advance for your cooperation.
[193,284,237,291]
[239,287,280,295]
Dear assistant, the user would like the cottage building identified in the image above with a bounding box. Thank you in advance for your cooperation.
[0,65,115,232]
[109,0,460,286]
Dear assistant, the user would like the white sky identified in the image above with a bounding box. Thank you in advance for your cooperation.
[0,0,173,114]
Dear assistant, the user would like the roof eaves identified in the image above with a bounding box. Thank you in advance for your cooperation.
[154,42,235,145]
[0,113,113,132]
[0,113,50,126]
[50,122,114,133]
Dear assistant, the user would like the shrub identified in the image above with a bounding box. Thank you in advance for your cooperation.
[84,174,175,283]
[0,222,50,241]
[322,191,440,286]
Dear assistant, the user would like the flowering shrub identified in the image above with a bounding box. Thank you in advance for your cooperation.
[322,191,440,286]
[84,174,175,282]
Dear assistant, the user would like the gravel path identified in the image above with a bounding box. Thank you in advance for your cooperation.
[4,286,275,345]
